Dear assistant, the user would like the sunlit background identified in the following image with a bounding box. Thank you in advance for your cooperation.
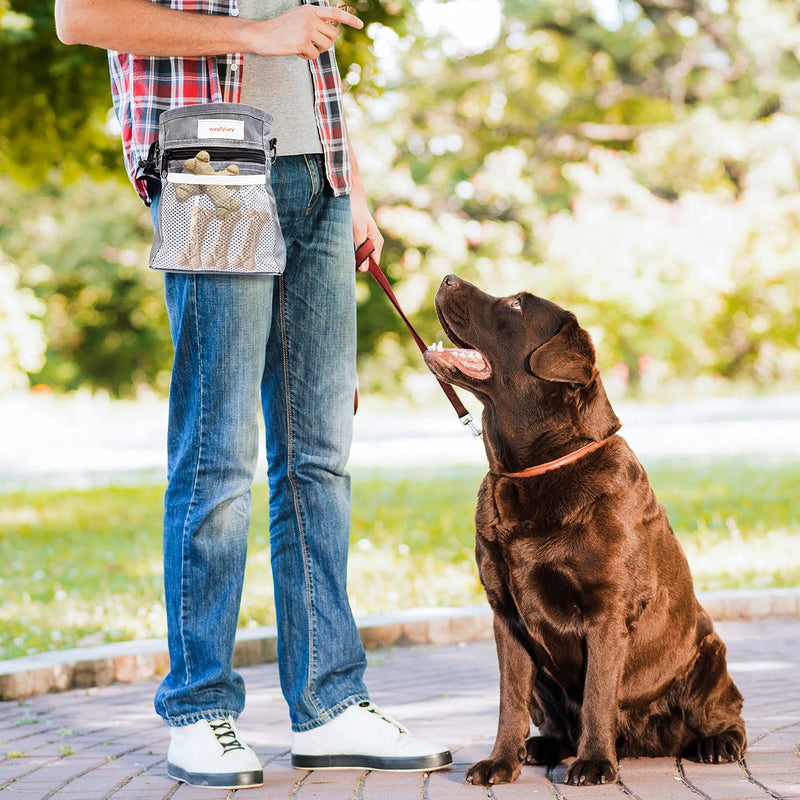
[2,0,799,398]
[1,0,798,660]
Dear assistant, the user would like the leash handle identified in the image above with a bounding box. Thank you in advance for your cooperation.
[355,240,481,436]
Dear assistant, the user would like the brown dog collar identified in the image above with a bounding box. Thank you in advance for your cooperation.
[501,436,615,479]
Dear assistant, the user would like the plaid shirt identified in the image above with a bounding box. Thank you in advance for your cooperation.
[108,0,351,204]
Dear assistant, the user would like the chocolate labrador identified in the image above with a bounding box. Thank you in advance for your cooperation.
[423,276,746,787]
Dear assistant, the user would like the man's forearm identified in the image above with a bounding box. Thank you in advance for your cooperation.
[55,0,253,55]
[54,0,361,58]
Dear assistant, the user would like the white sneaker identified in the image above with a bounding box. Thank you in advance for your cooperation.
[291,701,452,772]
[167,716,263,789]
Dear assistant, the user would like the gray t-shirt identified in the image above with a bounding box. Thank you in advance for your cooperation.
[239,0,323,156]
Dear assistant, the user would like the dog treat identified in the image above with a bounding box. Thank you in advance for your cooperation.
[177,207,215,270]
[329,2,355,25]
[231,209,270,272]
[175,150,243,219]
[205,211,242,270]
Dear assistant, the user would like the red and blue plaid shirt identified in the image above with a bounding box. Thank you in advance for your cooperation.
[108,0,351,204]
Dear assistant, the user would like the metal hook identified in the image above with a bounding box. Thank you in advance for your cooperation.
[460,412,483,438]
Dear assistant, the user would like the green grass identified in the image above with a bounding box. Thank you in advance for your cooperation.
[0,459,798,661]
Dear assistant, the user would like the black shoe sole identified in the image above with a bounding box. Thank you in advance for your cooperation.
[167,762,264,788]
[291,751,453,772]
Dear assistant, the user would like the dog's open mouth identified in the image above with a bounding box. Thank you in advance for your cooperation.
[425,340,492,380]
[425,305,492,380]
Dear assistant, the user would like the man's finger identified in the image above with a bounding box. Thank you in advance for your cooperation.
[316,5,362,29]
[327,4,356,26]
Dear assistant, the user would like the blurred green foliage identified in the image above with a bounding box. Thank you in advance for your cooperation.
[1,0,799,395]
[353,0,800,394]
[0,178,172,395]
[0,0,120,183]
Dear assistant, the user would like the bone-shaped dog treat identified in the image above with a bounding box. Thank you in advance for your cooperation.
[205,211,242,270]
[177,207,215,270]
[328,3,355,25]
[231,209,270,272]
[174,151,243,219]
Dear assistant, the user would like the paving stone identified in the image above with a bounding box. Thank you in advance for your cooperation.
[0,619,797,799]
[170,782,232,798]
[0,760,50,785]
[359,775,425,800]
[615,758,696,799]
[679,763,759,799]
[489,769,560,798]
[426,766,491,796]
[110,776,176,800]
[290,769,364,799]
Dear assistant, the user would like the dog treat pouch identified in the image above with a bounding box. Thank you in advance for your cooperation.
[147,103,285,275]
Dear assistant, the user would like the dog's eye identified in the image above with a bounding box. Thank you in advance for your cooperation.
[507,297,522,311]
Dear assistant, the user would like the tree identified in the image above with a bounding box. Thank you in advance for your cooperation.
[0,0,414,395]
[0,0,413,182]
[2,0,799,395]
[349,0,800,394]
[0,0,121,183]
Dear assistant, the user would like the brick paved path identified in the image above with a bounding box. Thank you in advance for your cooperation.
[1,619,798,799]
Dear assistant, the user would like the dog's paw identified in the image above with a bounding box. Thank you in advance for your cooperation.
[682,729,746,764]
[564,758,617,786]
[465,755,524,786]
[525,736,572,766]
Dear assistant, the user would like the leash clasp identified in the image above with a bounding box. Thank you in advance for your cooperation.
[460,412,483,438]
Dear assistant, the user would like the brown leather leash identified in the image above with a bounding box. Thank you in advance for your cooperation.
[355,240,481,437]
[354,241,621,474]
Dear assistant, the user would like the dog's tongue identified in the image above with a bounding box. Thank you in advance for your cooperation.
[426,344,491,379]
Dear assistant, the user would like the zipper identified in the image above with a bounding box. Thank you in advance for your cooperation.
[161,141,277,177]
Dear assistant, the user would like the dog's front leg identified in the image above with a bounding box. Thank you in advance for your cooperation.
[466,613,534,786]
[565,621,627,786]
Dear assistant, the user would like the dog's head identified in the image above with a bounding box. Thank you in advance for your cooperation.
[423,275,620,465]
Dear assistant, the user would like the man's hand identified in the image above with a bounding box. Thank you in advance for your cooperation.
[344,124,383,269]
[249,5,362,60]
[351,181,384,270]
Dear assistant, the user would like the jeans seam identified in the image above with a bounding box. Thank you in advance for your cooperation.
[178,275,204,689]
[304,154,319,215]
[278,274,322,718]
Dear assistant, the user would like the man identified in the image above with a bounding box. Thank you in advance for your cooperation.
[55,0,452,789]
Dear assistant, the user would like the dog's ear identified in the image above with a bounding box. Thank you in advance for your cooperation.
[528,318,595,385]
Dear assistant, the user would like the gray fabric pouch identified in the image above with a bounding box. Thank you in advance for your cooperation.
[149,103,286,275]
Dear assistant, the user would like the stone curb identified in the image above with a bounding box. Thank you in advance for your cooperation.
[0,606,493,702]
[2,589,799,701]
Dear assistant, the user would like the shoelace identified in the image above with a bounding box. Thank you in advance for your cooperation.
[359,701,409,735]
[209,718,246,754]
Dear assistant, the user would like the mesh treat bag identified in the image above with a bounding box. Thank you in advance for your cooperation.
[148,103,285,275]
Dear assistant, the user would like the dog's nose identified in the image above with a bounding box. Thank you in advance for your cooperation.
[443,274,461,288]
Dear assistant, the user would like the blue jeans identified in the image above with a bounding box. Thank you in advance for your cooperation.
[152,154,369,731]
